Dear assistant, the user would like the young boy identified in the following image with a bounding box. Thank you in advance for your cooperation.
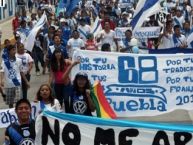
[0,45,30,108]
[4,99,35,145]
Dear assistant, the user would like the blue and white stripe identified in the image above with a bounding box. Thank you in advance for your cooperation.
[131,0,161,32]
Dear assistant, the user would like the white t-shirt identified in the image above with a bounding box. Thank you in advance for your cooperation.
[170,34,187,48]
[159,33,174,49]
[43,99,62,112]
[99,30,117,52]
[0,58,22,88]
[67,38,85,58]
[78,25,91,41]
[16,53,33,74]
[173,16,185,28]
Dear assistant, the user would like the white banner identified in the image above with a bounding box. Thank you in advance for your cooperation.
[0,102,40,128]
[35,110,193,145]
[119,0,133,8]
[115,27,161,39]
[72,50,193,117]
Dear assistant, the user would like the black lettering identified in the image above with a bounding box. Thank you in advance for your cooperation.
[174,132,192,145]
[119,128,139,145]
[42,116,60,145]
[94,127,115,145]
[152,131,170,145]
[62,123,81,145]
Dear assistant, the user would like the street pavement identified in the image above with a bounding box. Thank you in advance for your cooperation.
[0,13,193,145]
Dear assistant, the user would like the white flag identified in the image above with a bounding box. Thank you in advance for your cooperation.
[24,12,47,52]
[131,0,161,33]
[91,17,102,38]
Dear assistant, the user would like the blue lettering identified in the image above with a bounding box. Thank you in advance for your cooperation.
[79,63,92,70]
[126,100,138,111]
[91,75,107,82]
[166,77,180,84]
[118,56,158,84]
[93,58,101,64]
[118,56,138,83]
[139,99,149,110]
[138,56,158,84]
[93,58,107,64]
[166,59,181,66]
[1,112,9,124]
[80,57,89,63]
[109,98,166,112]
[176,95,193,106]
[7,110,17,124]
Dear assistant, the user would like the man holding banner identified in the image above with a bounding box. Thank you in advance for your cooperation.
[4,99,35,145]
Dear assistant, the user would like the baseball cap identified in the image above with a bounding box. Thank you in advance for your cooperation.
[75,72,88,79]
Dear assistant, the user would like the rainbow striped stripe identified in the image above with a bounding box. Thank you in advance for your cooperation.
[91,81,117,119]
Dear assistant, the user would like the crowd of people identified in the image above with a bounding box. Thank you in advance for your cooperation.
[2,0,193,144]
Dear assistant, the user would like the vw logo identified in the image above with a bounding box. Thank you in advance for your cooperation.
[73,101,87,114]
[19,139,34,145]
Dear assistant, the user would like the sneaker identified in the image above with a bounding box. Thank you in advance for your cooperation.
[36,72,40,76]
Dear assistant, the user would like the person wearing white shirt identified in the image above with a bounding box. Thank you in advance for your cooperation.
[158,21,174,49]
[36,84,62,112]
[77,18,91,41]
[170,25,187,48]
[16,43,33,99]
[67,30,85,58]
[97,21,119,52]
[173,9,185,29]
[0,45,30,108]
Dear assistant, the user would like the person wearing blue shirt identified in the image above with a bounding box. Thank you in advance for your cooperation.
[48,34,68,61]
[120,29,133,53]
[182,21,191,38]
[16,20,30,37]
[60,18,72,46]
[4,99,35,145]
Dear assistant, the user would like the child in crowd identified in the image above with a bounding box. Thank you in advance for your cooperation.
[16,43,33,99]
[36,84,62,112]
[85,33,98,51]
[68,72,95,116]
[101,43,111,52]
[0,45,29,108]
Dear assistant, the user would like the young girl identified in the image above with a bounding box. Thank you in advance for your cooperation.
[85,33,98,51]
[36,84,62,112]
[68,72,95,116]
[49,49,79,111]
[16,43,33,99]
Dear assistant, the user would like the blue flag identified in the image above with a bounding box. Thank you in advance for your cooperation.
[66,0,80,16]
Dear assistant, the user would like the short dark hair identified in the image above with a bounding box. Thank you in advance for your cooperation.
[101,43,110,51]
[125,29,132,34]
[174,25,181,30]
[7,44,15,52]
[15,99,31,111]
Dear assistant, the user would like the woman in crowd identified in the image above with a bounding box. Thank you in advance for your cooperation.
[49,48,79,111]
[68,72,95,116]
